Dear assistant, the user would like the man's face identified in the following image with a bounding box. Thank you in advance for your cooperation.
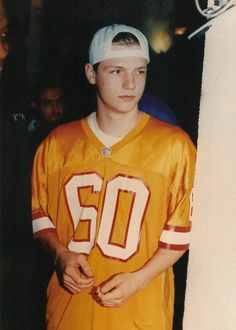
[38,87,64,122]
[87,51,147,115]
[0,15,9,63]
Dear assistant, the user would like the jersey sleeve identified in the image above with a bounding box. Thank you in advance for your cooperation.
[158,134,196,250]
[31,135,57,238]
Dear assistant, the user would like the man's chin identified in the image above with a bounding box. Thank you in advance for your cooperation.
[49,117,63,123]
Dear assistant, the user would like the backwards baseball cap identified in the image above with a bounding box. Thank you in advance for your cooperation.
[89,24,150,65]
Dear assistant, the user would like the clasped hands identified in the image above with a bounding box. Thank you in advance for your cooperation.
[56,250,146,307]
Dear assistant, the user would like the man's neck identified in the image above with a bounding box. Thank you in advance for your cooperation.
[96,107,141,138]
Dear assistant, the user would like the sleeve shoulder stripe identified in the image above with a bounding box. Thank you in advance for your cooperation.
[32,216,56,234]
[158,242,189,251]
[164,224,191,233]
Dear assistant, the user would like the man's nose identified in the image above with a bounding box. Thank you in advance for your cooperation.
[123,72,136,90]
[52,101,61,112]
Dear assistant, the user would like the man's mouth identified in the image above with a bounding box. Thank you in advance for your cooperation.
[118,95,135,101]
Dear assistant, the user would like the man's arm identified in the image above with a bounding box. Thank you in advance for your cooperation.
[96,248,185,307]
[36,232,95,294]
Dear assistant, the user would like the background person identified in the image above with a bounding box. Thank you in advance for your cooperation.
[0,0,34,328]
[0,0,8,77]
[27,82,66,154]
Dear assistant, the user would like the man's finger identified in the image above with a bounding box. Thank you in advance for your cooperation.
[64,268,94,286]
[100,288,122,302]
[100,277,119,294]
[64,281,81,294]
[64,275,95,294]
[78,256,94,278]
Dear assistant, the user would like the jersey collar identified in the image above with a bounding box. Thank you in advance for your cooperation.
[81,112,150,156]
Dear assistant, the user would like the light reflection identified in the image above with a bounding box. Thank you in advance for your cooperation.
[174,26,188,36]
[144,18,172,54]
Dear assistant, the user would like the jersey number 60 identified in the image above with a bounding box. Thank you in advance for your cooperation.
[64,172,150,261]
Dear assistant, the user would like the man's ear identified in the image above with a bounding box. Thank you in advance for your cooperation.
[85,63,96,85]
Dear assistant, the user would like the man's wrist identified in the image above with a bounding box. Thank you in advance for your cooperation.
[54,246,68,263]
[132,269,150,290]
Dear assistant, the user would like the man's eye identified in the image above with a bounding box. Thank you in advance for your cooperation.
[41,100,51,106]
[111,70,120,74]
[136,70,146,75]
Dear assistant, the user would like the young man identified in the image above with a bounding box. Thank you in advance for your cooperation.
[32,24,196,329]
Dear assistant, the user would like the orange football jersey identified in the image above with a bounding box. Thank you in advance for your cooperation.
[32,113,196,329]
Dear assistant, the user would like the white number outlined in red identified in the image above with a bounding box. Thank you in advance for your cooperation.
[64,173,150,261]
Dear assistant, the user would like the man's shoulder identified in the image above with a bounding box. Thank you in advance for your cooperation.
[147,115,188,140]
[48,119,84,140]
[55,119,83,132]
[41,119,86,151]
[38,119,88,158]
[143,115,196,155]
[141,116,196,166]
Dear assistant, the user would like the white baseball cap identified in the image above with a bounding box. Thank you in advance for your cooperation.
[89,24,150,65]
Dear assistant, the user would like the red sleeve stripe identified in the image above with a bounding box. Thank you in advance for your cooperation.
[33,228,56,238]
[159,228,190,245]
[164,224,191,233]
[158,241,189,251]
[32,210,48,220]
[32,216,56,234]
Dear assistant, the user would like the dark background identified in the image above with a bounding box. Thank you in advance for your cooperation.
[4,0,205,141]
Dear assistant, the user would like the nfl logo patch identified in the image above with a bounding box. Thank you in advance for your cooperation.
[102,147,111,158]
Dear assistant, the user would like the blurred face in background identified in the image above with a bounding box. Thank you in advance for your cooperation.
[0,10,9,69]
[38,87,64,123]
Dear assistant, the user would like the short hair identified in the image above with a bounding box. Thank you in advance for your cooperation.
[112,32,140,47]
[93,32,140,72]
[31,82,64,104]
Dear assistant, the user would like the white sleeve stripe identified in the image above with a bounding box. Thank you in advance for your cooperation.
[159,230,190,245]
[32,217,55,234]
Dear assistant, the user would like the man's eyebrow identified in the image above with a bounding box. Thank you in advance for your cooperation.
[103,65,124,70]
[103,65,147,70]
[136,66,147,70]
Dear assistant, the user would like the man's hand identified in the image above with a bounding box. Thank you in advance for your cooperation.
[95,271,145,307]
[94,248,187,307]
[36,232,95,295]
[56,250,94,294]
